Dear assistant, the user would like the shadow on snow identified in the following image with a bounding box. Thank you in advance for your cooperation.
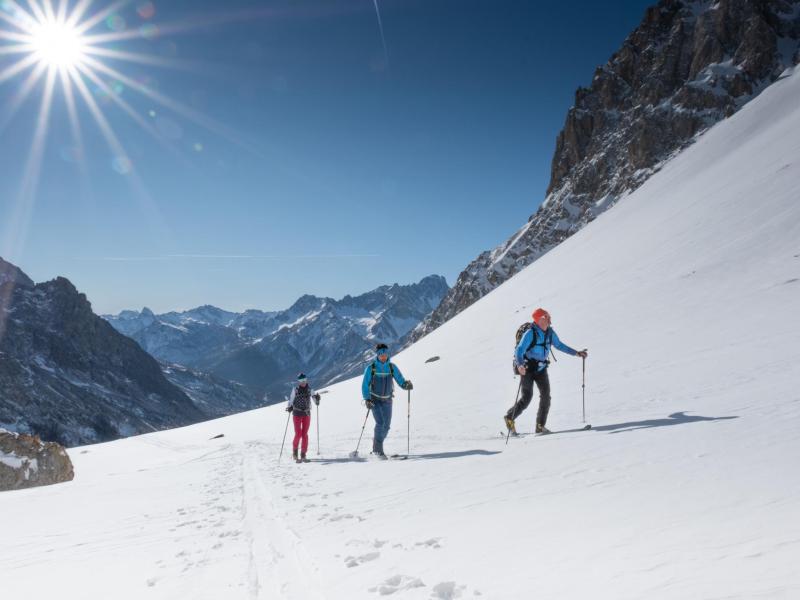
[310,448,501,465]
[592,411,739,434]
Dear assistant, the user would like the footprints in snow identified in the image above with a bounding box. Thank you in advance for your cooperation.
[269,451,477,598]
[342,536,474,598]
[367,575,473,598]
[369,574,425,595]
[345,551,380,568]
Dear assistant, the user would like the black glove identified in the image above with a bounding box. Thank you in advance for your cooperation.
[313,393,321,405]
[402,380,413,391]
[365,399,374,409]
[285,405,293,413]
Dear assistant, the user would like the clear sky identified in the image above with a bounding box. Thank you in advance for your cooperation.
[0,0,653,314]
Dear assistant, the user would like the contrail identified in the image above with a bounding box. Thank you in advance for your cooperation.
[372,0,388,66]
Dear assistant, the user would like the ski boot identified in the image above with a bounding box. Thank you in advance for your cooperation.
[504,416,518,437]
[372,440,388,460]
[535,423,552,436]
[301,452,310,463]
[292,448,301,463]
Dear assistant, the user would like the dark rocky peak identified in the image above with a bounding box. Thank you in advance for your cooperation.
[287,294,328,315]
[0,267,205,446]
[0,257,34,289]
[550,0,800,199]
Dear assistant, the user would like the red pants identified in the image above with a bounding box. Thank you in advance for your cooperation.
[292,414,311,453]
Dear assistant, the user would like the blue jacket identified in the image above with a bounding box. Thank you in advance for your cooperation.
[362,357,406,401]
[515,324,577,370]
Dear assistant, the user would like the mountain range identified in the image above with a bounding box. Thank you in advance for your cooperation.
[105,275,448,399]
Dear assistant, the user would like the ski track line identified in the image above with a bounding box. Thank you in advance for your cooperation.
[241,443,324,600]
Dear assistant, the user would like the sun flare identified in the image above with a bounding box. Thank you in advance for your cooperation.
[29,19,86,69]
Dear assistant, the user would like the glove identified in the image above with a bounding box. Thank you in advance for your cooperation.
[313,393,321,405]
[285,405,293,413]
[402,380,413,391]
[365,399,374,409]
[576,349,588,359]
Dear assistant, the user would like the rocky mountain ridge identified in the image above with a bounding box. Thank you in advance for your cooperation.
[0,258,210,446]
[409,0,800,342]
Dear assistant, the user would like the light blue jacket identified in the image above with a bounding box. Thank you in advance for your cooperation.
[362,357,406,401]
[515,324,577,370]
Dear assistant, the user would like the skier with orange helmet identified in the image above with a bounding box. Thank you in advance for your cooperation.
[504,308,587,435]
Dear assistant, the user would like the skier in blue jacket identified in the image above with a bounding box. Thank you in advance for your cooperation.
[505,308,587,435]
[362,343,413,458]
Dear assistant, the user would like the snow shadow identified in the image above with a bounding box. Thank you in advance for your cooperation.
[405,449,502,461]
[593,411,739,434]
[312,456,368,465]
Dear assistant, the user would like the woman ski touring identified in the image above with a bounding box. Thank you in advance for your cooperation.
[286,373,321,463]
[505,308,587,436]
[361,343,413,459]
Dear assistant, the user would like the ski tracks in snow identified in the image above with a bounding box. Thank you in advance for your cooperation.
[241,440,324,600]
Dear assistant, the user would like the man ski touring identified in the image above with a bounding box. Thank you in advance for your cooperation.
[361,343,413,459]
[286,373,320,463]
[505,308,587,436]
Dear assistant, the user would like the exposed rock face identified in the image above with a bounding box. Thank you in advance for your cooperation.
[105,275,449,399]
[409,0,800,342]
[0,429,74,491]
[0,258,206,447]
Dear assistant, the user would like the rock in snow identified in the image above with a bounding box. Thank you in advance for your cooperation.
[0,429,74,491]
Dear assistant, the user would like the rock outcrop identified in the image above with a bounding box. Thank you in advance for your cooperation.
[0,429,74,491]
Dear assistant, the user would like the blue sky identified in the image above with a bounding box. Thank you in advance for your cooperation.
[0,0,652,314]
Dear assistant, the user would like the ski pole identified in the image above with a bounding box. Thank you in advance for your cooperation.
[505,378,523,446]
[350,407,371,458]
[278,410,291,464]
[407,389,411,456]
[582,355,586,424]
[316,401,320,455]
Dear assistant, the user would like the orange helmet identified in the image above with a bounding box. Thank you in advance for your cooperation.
[532,308,551,323]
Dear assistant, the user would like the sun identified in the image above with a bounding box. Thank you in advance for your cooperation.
[29,19,86,69]
[0,0,253,261]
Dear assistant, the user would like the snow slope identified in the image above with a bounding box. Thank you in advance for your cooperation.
[2,68,800,599]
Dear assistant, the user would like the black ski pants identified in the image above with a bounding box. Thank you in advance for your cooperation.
[506,364,551,427]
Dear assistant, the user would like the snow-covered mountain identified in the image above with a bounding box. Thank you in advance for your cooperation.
[105,275,448,399]
[3,60,798,599]
[409,0,800,343]
[0,260,208,446]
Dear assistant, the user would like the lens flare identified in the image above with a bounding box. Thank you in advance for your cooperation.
[30,20,86,68]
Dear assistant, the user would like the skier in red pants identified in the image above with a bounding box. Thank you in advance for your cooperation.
[286,373,320,463]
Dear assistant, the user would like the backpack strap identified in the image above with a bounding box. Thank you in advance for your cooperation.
[371,361,394,376]
[525,327,554,361]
